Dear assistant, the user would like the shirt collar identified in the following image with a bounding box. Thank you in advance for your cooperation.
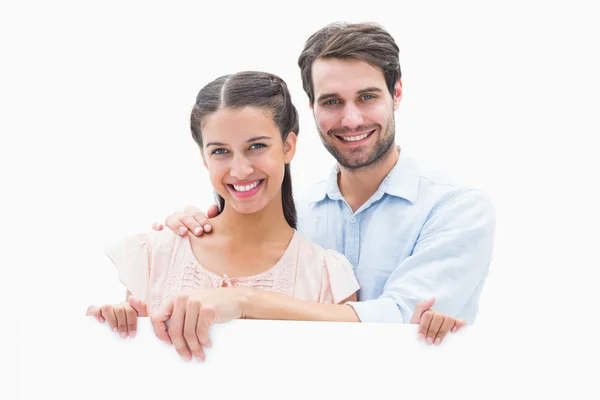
[308,148,420,205]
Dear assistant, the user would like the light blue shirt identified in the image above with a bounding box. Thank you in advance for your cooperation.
[296,151,496,324]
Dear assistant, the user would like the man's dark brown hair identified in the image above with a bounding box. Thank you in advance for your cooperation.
[297,22,402,104]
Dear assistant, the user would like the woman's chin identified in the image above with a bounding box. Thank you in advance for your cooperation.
[226,199,268,215]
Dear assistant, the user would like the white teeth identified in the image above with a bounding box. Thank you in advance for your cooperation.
[339,132,370,142]
[233,181,260,192]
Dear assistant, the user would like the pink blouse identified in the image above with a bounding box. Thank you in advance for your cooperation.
[105,230,360,314]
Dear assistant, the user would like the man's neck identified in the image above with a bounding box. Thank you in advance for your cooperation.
[338,145,400,212]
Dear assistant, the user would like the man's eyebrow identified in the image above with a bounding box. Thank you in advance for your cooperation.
[316,87,384,103]
[357,87,384,95]
[205,136,272,147]
[316,93,340,103]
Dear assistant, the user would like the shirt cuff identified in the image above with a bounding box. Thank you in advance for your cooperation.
[346,297,405,323]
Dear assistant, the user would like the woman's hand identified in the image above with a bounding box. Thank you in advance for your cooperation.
[150,288,249,362]
[86,296,149,338]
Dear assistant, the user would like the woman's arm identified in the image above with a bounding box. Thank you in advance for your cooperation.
[242,287,361,322]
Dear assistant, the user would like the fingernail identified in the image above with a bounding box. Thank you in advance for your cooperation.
[129,331,136,338]
[418,333,425,341]
[113,327,118,332]
[194,227,202,235]
[204,224,211,231]
[195,356,205,363]
[120,332,127,339]
[182,356,191,362]
[451,327,457,333]
[178,226,187,235]
[426,337,433,345]
[100,318,105,323]
[435,338,441,345]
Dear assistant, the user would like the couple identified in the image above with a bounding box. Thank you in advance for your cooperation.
[87,22,496,362]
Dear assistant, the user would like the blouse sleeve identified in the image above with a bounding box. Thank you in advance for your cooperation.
[319,249,360,304]
[104,232,151,302]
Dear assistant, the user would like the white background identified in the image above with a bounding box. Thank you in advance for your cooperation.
[3,0,599,398]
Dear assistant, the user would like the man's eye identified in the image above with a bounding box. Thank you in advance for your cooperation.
[361,94,375,101]
[324,99,340,106]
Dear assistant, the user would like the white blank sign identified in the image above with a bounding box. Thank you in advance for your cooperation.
[17,317,599,399]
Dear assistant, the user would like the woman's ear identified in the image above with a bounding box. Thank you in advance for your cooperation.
[283,132,297,163]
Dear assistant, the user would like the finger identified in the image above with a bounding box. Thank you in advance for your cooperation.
[426,313,445,345]
[183,302,205,362]
[183,206,212,235]
[169,296,192,361]
[435,316,455,345]
[125,305,138,338]
[100,305,118,332]
[452,319,468,333]
[152,222,164,231]
[418,310,433,342]
[179,213,204,236]
[113,304,128,339]
[206,204,219,220]
[183,205,209,225]
[129,296,149,317]
[197,306,216,348]
[86,305,104,323]
[410,296,436,324]
[164,212,188,236]
[151,299,174,344]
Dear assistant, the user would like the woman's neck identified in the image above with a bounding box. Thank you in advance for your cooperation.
[212,193,294,245]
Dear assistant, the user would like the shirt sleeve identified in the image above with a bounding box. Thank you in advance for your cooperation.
[319,249,360,304]
[346,189,496,323]
[104,232,151,302]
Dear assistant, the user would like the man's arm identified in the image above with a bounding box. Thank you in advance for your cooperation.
[346,189,496,324]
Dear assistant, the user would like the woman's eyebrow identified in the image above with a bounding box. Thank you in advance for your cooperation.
[206,136,273,147]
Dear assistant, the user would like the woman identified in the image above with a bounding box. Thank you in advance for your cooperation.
[87,71,360,353]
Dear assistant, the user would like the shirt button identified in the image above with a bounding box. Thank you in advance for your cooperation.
[350,217,356,223]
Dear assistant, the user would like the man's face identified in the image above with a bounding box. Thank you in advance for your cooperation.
[310,58,401,169]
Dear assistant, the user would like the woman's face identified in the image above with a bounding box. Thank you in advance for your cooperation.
[201,106,296,215]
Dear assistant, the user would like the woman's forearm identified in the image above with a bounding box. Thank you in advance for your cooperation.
[240,288,361,322]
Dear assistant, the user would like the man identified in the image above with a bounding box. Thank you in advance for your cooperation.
[151,22,495,359]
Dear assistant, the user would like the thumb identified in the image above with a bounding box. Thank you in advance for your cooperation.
[452,318,468,333]
[207,204,220,218]
[410,296,436,324]
[151,298,174,344]
[129,295,149,317]
[86,305,105,323]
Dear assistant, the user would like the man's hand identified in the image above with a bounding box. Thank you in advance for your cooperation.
[152,205,219,237]
[410,297,467,345]
[150,288,249,362]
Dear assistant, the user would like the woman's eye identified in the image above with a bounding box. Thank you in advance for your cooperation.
[250,143,266,150]
[211,148,227,155]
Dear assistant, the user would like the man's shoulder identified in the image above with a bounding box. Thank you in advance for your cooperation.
[410,159,492,206]
[389,156,494,226]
